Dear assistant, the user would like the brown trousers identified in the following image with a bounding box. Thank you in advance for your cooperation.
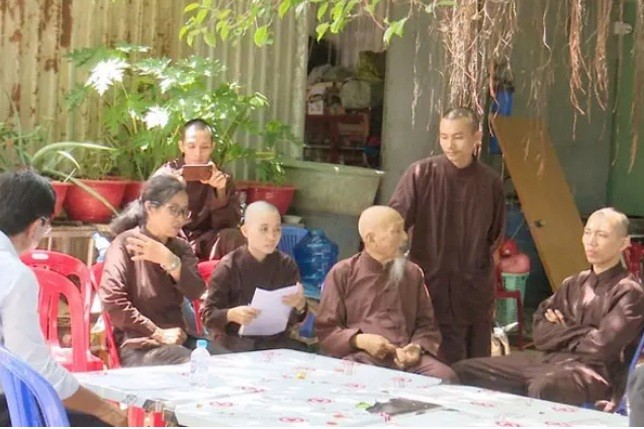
[344,351,459,383]
[438,319,493,365]
[452,352,611,406]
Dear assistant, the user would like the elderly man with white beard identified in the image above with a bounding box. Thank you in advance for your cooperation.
[315,206,458,382]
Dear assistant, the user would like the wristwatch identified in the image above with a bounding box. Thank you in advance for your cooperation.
[161,254,181,272]
[295,301,308,316]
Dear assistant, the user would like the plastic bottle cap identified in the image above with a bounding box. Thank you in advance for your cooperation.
[196,339,208,349]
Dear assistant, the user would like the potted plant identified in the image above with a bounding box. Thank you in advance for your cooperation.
[243,121,298,216]
[0,119,111,218]
[65,44,271,209]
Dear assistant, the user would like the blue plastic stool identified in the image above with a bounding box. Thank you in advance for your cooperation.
[278,225,308,258]
[298,313,316,338]
[0,346,69,427]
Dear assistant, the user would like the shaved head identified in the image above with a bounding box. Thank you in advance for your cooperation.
[241,201,282,259]
[359,205,408,286]
[442,107,479,133]
[587,207,629,237]
[244,201,280,225]
[358,206,403,241]
[582,207,630,273]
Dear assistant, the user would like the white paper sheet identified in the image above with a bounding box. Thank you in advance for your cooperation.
[238,285,300,336]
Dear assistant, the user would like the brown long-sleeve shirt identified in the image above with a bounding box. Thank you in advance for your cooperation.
[316,251,442,359]
[533,264,644,389]
[202,246,303,348]
[98,227,206,346]
[389,155,505,325]
[155,158,242,258]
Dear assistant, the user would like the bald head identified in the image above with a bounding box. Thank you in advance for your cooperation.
[587,207,629,238]
[358,206,403,241]
[244,201,280,225]
[241,201,282,258]
[582,207,630,272]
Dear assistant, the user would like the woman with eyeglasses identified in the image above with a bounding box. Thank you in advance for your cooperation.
[99,174,224,367]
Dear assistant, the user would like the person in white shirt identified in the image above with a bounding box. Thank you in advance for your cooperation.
[0,170,126,427]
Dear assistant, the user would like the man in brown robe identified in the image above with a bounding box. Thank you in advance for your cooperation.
[316,206,458,382]
[453,208,644,407]
[389,107,505,364]
[202,201,309,352]
[155,119,245,260]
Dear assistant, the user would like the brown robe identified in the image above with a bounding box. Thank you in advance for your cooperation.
[155,158,245,260]
[389,155,505,364]
[315,251,458,382]
[98,226,207,366]
[453,264,644,406]
[202,245,307,352]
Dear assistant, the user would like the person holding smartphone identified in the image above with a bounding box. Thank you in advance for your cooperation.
[155,119,245,261]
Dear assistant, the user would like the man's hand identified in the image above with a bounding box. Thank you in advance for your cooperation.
[544,308,566,325]
[96,404,128,427]
[282,283,306,312]
[394,343,422,370]
[201,162,228,191]
[594,400,617,413]
[227,306,260,325]
[152,327,187,345]
[354,334,396,360]
[126,232,175,266]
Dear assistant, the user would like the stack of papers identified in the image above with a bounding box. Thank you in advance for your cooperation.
[239,285,300,336]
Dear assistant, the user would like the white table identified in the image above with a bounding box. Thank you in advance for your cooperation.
[76,349,441,425]
[76,349,628,427]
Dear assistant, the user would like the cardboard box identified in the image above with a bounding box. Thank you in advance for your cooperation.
[307,82,335,115]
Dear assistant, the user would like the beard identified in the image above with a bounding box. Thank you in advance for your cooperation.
[387,254,408,288]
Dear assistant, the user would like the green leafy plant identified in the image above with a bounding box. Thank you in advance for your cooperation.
[180,0,456,48]
[65,44,271,180]
[253,120,299,184]
[0,114,111,182]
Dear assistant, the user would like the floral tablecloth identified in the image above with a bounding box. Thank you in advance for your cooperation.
[76,349,628,427]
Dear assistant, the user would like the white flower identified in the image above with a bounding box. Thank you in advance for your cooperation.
[143,106,169,129]
[85,58,129,96]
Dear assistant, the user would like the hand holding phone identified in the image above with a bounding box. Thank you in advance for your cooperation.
[201,164,228,191]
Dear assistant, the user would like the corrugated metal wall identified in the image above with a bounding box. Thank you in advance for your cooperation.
[0,0,306,178]
[321,3,387,69]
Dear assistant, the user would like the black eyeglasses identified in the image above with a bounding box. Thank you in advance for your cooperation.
[150,202,191,219]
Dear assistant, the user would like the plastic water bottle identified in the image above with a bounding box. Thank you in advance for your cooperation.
[293,229,339,299]
[92,232,110,263]
[189,339,209,388]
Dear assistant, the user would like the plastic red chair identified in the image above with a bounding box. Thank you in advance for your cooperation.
[624,242,644,282]
[494,265,525,350]
[92,263,166,426]
[21,250,94,339]
[90,262,121,369]
[197,259,220,283]
[31,267,103,372]
[194,260,220,336]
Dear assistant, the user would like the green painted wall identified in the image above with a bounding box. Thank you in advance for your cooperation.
[608,1,644,217]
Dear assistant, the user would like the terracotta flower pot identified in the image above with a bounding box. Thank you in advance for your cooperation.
[64,179,127,223]
[245,183,296,216]
[50,181,72,218]
[122,181,144,207]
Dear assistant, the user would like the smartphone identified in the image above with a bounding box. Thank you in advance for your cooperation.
[181,164,214,182]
